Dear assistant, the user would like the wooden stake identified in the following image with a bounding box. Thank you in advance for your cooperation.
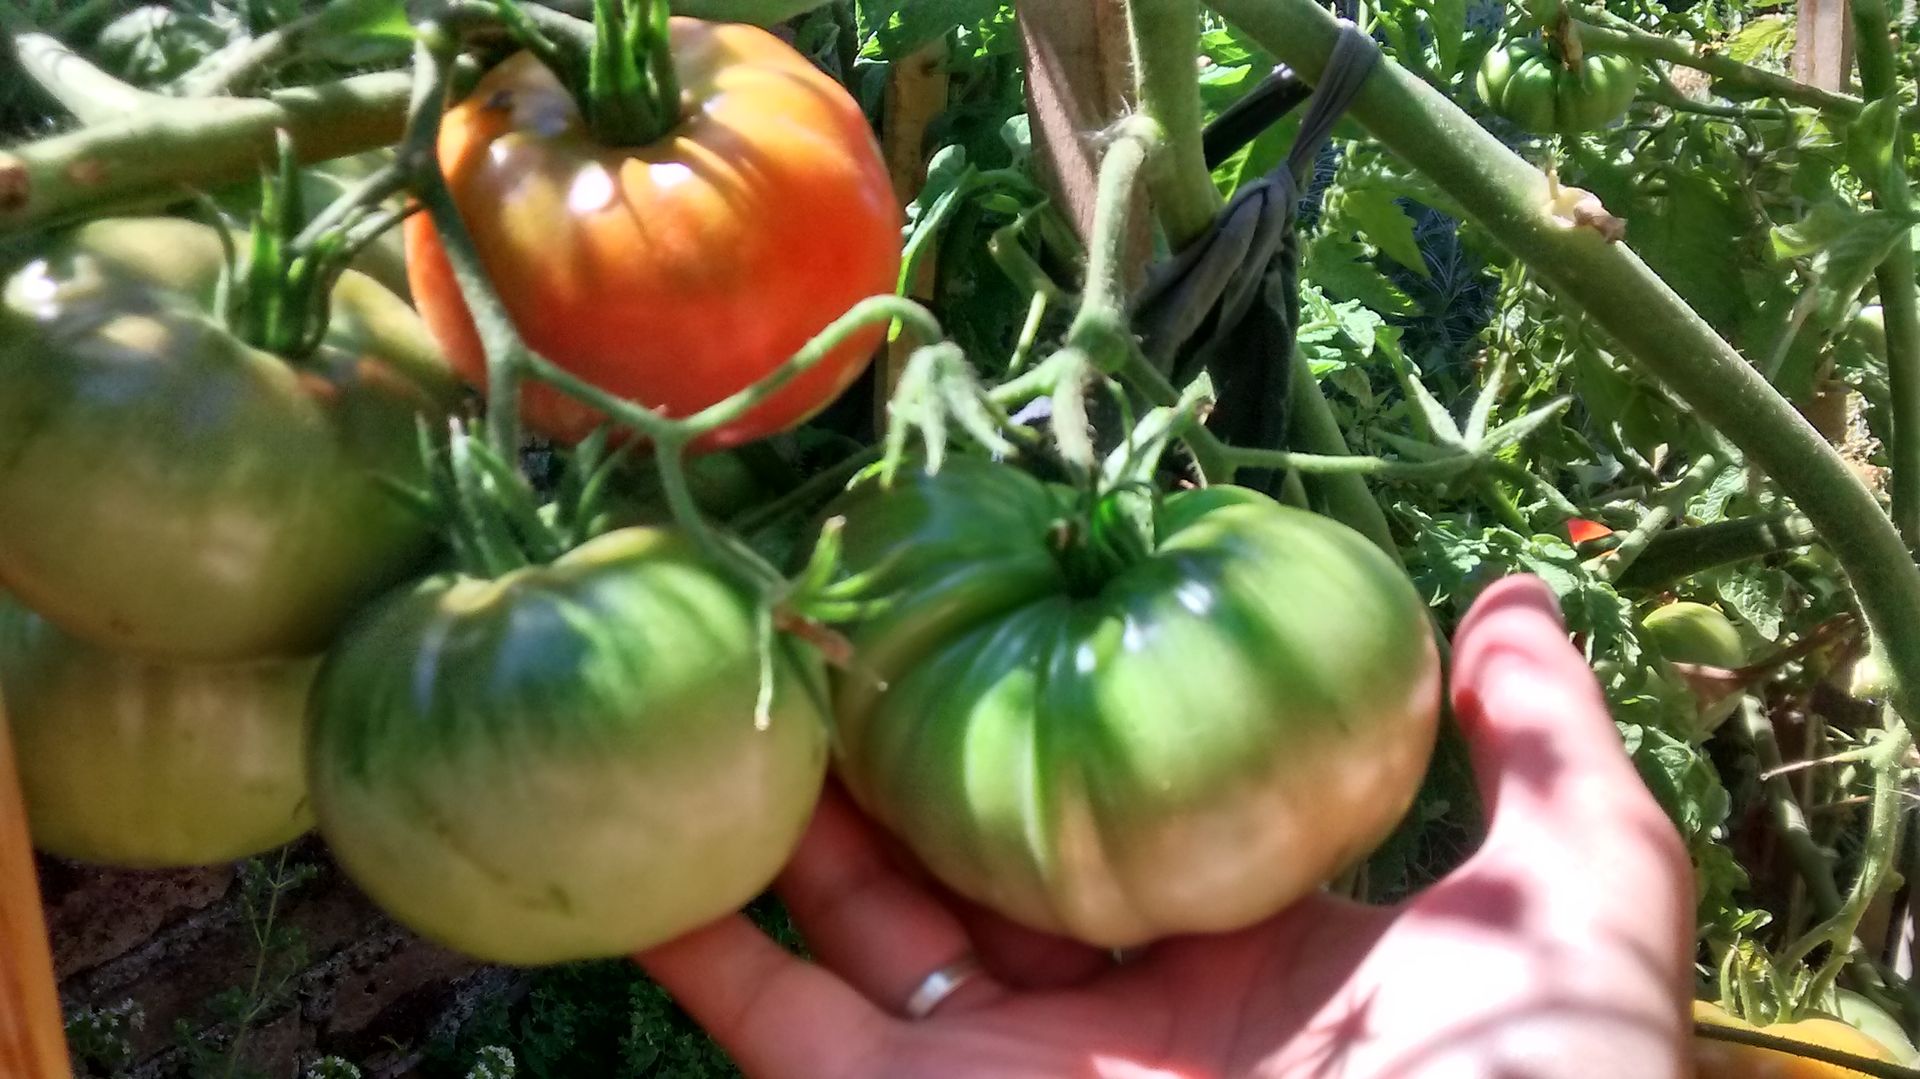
[1793,0,1853,94]
[0,705,68,1079]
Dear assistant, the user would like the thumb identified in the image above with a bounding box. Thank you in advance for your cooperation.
[1446,575,1692,908]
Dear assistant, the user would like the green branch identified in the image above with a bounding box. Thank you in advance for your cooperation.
[1571,16,1863,118]
[0,0,155,121]
[1203,0,1920,733]
[1125,0,1223,248]
[1615,513,1818,590]
[1851,0,1920,548]
[0,72,409,238]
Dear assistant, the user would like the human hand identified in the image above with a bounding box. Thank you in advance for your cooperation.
[637,575,1695,1078]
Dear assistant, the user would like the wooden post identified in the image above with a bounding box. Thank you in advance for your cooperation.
[0,707,69,1079]
[1016,0,1151,278]
[1792,0,1853,93]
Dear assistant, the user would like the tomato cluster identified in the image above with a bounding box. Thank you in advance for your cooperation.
[1476,38,1640,136]
[2,6,1449,973]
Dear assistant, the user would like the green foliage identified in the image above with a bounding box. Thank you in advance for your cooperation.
[426,897,803,1079]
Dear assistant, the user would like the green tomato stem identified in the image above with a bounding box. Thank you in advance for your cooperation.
[404,27,528,458]
[1569,14,1863,118]
[0,0,155,121]
[1069,116,1162,364]
[1850,0,1920,549]
[0,78,408,239]
[1283,349,1403,560]
[1732,699,1845,921]
[1222,445,1475,480]
[1205,0,1920,735]
[1124,0,1224,248]
[1615,513,1818,591]
[1593,453,1723,584]
[1783,719,1913,1008]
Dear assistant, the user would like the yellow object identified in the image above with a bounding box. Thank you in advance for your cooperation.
[1693,999,1900,1078]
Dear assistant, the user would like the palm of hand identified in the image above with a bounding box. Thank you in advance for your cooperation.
[641,578,1694,1079]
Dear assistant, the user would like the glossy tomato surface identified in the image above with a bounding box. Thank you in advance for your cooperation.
[307,528,830,965]
[823,461,1443,948]
[0,594,314,867]
[405,20,900,449]
[0,217,460,661]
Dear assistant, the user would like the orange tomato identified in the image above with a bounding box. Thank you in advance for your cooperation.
[1693,999,1902,1078]
[406,19,901,449]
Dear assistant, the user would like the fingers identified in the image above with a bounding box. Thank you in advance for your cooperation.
[1446,576,1692,904]
[635,915,888,1079]
[775,784,1007,1016]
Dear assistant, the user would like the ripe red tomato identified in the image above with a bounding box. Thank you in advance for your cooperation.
[405,20,901,450]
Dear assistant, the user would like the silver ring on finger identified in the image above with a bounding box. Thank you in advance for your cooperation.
[903,954,983,1020]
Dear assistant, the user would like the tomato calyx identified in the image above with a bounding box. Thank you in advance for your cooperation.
[223,130,408,363]
[490,0,683,147]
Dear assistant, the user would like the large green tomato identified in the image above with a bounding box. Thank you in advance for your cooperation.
[824,461,1443,948]
[1478,39,1639,136]
[307,528,829,965]
[0,217,461,662]
[0,594,313,867]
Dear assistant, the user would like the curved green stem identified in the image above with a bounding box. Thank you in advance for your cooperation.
[1285,348,1402,559]
[1222,446,1476,480]
[404,26,528,456]
[1068,116,1162,363]
[0,71,410,237]
[1571,16,1863,118]
[1851,0,1920,548]
[1594,453,1724,583]
[1616,513,1818,591]
[0,0,156,121]
[1782,719,1912,1001]
[1205,0,1920,733]
[1125,0,1223,248]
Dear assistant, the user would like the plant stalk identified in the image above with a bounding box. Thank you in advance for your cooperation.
[1851,0,1920,548]
[1571,16,1863,118]
[1204,0,1920,734]
[1124,0,1223,248]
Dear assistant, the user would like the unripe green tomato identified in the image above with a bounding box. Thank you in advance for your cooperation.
[1641,601,1745,735]
[0,593,314,867]
[822,461,1442,948]
[1478,39,1639,135]
[1478,41,1561,133]
[308,527,830,965]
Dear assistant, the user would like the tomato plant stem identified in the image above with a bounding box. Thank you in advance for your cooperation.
[1125,0,1223,248]
[1782,721,1913,1004]
[0,1,155,121]
[1850,0,1920,549]
[1569,11,1863,118]
[1206,0,1920,733]
[1594,453,1723,583]
[404,28,527,457]
[1615,513,1818,591]
[1282,352,1403,558]
[0,81,408,239]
